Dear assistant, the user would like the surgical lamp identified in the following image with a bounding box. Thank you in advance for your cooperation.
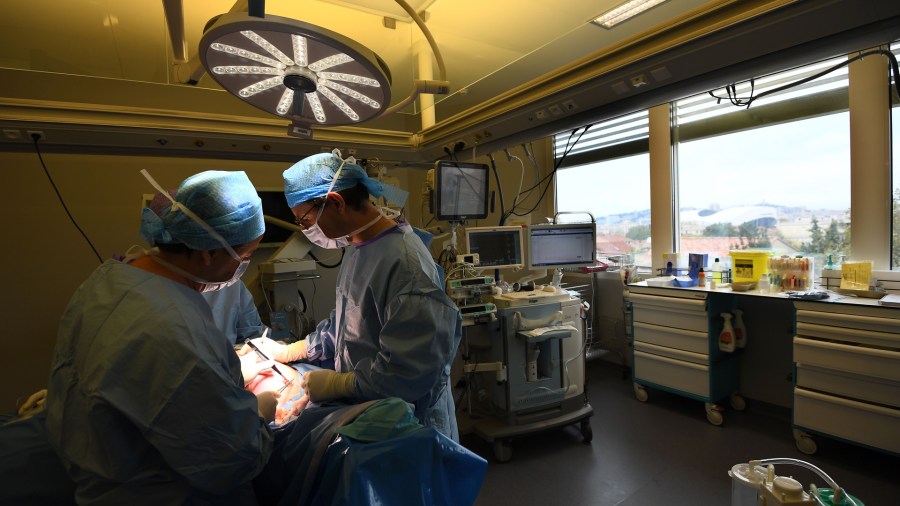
[198,0,448,134]
[200,12,392,129]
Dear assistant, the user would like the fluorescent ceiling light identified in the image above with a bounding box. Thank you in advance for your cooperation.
[591,0,669,29]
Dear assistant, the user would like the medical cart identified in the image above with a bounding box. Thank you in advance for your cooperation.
[456,287,593,462]
[626,284,745,425]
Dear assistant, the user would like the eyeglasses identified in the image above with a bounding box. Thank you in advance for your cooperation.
[293,200,324,230]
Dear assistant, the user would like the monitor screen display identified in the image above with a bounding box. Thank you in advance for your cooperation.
[435,161,489,222]
[465,225,525,270]
[258,189,296,247]
[528,223,597,270]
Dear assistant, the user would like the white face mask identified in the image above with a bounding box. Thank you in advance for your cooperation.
[300,153,381,249]
[125,245,249,294]
[151,253,249,293]
[302,209,382,249]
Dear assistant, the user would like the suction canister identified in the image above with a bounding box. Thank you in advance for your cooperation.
[729,459,864,506]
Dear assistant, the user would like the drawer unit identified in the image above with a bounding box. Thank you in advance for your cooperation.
[629,292,707,331]
[633,321,708,354]
[794,388,900,454]
[795,320,900,349]
[633,340,708,365]
[634,350,709,398]
[792,302,900,456]
[793,336,900,381]
[627,285,742,425]
[796,364,900,408]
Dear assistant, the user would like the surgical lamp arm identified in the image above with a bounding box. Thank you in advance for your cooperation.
[382,0,450,116]
[393,0,446,81]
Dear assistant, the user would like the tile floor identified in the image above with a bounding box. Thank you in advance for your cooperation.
[461,360,899,505]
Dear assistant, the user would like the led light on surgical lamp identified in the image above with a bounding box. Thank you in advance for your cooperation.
[200,13,392,127]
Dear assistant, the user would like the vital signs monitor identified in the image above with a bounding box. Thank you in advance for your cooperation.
[527,223,596,270]
[465,226,525,270]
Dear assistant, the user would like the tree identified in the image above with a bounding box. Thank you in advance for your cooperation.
[803,216,848,255]
[804,217,825,252]
[703,222,738,237]
[824,220,845,254]
[626,225,651,240]
[739,221,771,248]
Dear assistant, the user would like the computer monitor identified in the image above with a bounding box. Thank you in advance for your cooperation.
[465,225,525,270]
[434,161,490,222]
[527,223,597,270]
[257,188,296,248]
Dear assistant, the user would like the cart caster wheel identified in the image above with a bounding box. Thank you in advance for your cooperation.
[793,429,817,455]
[705,403,724,426]
[493,440,513,463]
[730,393,746,411]
[633,383,648,402]
[580,419,593,443]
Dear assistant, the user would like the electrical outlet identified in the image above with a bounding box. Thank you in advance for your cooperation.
[535,109,548,120]
[26,130,45,141]
[548,104,563,116]
[562,99,578,111]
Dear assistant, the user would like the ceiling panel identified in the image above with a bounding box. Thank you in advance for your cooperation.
[0,0,708,119]
[2,0,900,162]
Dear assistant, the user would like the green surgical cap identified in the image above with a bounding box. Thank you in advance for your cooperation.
[283,152,408,209]
[140,170,264,250]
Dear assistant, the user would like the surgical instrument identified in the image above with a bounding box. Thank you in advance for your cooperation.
[244,338,292,385]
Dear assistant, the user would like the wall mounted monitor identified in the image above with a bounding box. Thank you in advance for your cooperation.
[434,161,490,222]
[465,225,525,270]
[527,223,597,270]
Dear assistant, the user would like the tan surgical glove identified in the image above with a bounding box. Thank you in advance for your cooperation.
[238,337,307,363]
[281,340,307,362]
[301,370,356,402]
[255,390,281,423]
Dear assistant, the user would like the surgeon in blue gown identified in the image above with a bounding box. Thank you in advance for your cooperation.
[44,170,279,505]
[146,190,268,346]
[243,151,463,441]
[203,279,268,345]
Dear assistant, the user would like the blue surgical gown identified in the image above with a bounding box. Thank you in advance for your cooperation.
[202,280,267,344]
[45,260,274,505]
[306,224,463,441]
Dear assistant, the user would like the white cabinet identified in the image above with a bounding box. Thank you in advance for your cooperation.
[792,302,900,455]
[627,286,743,425]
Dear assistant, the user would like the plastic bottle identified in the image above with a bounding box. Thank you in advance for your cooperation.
[719,313,736,353]
[712,257,723,284]
[733,309,747,348]
[698,268,706,288]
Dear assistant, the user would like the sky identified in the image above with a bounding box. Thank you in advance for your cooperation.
[556,108,900,219]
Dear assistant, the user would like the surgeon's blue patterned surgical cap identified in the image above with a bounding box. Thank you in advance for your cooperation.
[283,152,408,209]
[140,171,264,250]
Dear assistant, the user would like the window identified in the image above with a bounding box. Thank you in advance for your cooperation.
[890,42,900,268]
[555,112,650,267]
[675,56,851,280]
[554,46,895,274]
[893,105,900,268]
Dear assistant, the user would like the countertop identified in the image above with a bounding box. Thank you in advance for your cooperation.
[627,281,892,308]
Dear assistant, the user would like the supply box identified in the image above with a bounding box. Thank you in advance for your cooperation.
[728,250,772,283]
[767,256,814,291]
